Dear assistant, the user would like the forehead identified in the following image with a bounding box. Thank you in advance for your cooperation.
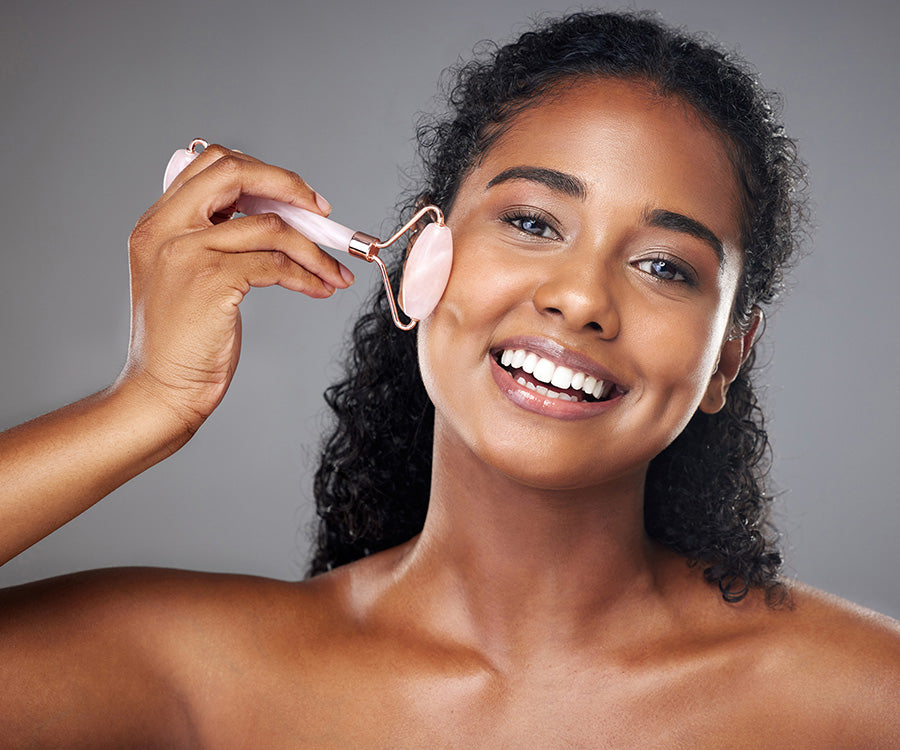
[468,77,744,250]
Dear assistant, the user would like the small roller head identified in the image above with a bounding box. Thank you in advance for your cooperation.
[399,222,453,321]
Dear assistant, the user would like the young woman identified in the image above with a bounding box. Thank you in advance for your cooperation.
[1,11,897,748]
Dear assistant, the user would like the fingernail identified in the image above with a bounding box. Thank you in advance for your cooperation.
[339,264,355,285]
[315,192,332,215]
[322,281,336,294]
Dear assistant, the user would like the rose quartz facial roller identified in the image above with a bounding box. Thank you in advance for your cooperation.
[163,139,452,329]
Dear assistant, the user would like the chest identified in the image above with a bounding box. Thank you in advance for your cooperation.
[190,649,813,749]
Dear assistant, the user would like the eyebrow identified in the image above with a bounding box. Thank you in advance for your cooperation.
[486,166,587,200]
[485,165,725,264]
[642,207,724,265]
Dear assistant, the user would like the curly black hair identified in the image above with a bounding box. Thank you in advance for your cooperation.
[309,11,806,604]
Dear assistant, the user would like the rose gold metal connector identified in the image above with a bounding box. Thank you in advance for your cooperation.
[345,205,446,331]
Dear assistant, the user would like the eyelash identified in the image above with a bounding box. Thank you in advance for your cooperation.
[634,256,697,286]
[498,210,698,287]
[499,209,561,240]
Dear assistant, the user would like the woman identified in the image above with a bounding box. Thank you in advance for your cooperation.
[1,11,897,748]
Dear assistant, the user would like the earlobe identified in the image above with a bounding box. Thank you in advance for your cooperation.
[699,308,762,414]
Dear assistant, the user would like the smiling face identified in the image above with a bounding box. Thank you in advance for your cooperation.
[417,77,748,491]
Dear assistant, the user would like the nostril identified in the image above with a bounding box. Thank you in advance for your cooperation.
[586,321,602,332]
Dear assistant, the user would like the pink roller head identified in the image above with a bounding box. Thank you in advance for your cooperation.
[399,222,453,321]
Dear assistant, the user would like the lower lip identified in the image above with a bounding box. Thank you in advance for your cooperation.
[489,356,623,421]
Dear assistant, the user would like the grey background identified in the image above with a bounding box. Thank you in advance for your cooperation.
[1,0,897,618]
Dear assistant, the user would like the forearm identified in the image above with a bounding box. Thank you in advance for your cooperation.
[0,379,191,565]
[0,145,346,568]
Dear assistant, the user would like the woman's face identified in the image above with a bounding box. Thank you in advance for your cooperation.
[417,77,747,490]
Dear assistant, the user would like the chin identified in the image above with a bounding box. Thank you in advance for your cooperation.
[474,436,649,493]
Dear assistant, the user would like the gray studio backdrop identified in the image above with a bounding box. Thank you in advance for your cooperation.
[1,0,897,618]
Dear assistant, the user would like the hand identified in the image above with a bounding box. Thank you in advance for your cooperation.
[120,145,355,436]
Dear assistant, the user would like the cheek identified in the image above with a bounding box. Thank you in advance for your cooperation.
[438,237,524,315]
[627,295,731,421]
[416,243,529,423]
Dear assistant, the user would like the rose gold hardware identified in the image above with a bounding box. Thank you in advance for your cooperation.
[346,205,446,330]
[372,205,445,251]
[371,255,417,331]
[348,231,380,260]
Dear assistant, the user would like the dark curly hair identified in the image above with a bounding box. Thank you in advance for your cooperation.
[309,11,806,604]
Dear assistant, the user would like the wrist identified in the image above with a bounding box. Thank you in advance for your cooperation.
[105,372,204,462]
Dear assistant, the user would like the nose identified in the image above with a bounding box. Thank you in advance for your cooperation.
[532,255,620,338]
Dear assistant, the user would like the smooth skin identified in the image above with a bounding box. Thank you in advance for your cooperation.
[1,80,898,749]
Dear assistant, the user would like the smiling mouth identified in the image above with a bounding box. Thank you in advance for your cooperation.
[493,348,623,403]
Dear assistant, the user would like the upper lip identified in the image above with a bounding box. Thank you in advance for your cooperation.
[490,335,627,390]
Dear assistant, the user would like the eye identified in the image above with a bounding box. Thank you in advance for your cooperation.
[500,209,561,240]
[634,257,696,285]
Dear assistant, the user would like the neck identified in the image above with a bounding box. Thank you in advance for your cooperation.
[390,419,671,663]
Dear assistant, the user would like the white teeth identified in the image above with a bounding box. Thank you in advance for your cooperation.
[500,347,618,401]
[533,358,556,384]
[522,352,539,374]
[551,366,573,390]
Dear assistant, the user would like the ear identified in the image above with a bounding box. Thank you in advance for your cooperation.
[699,308,762,414]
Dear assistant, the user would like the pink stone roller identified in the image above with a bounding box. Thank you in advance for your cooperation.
[163,139,452,329]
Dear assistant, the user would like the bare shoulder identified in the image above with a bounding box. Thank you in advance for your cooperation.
[773,580,900,667]
[0,566,345,746]
[0,564,320,633]
[746,580,900,748]
[0,565,329,683]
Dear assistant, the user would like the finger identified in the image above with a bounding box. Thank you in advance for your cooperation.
[161,152,331,228]
[184,212,356,289]
[188,147,267,224]
[216,247,343,299]
[158,144,258,204]
[142,145,257,226]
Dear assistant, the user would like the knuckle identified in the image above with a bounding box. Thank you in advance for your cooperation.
[269,250,292,272]
[212,154,242,177]
[157,237,186,263]
[129,216,154,247]
[129,215,165,257]
[286,169,315,197]
[255,211,287,235]
[286,169,309,189]
[203,144,230,160]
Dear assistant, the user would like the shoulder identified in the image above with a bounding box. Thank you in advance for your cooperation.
[0,566,351,744]
[772,581,900,670]
[0,566,325,666]
[1,565,309,625]
[739,580,900,748]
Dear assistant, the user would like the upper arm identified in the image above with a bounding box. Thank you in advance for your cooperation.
[0,568,202,748]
